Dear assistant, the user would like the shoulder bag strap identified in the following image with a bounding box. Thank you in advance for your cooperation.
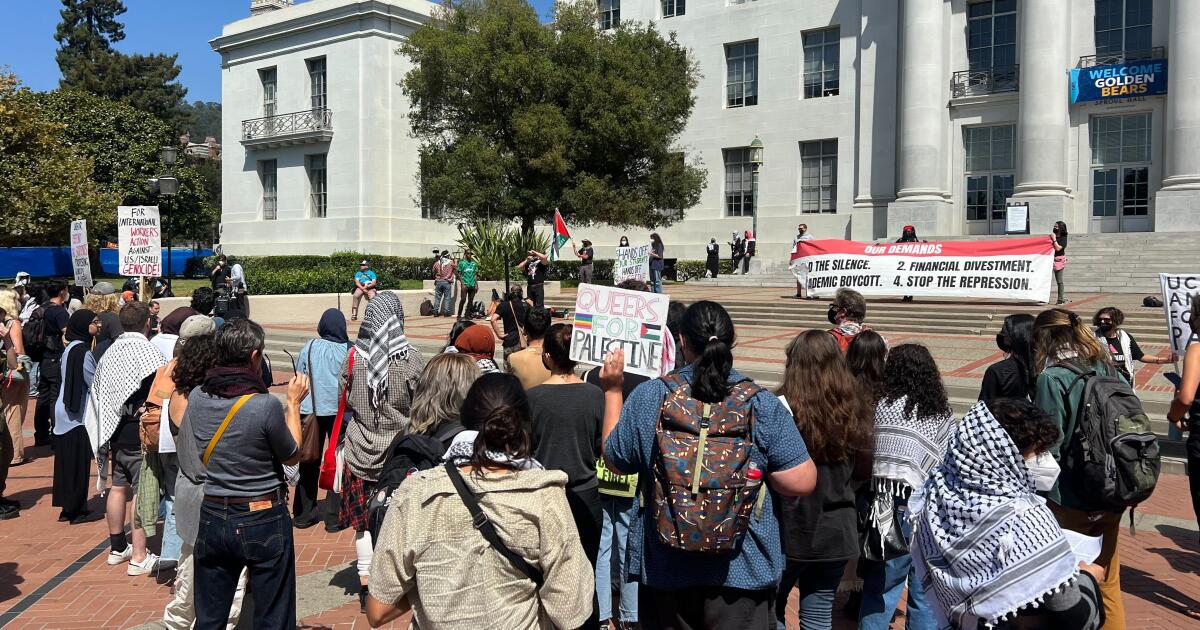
[202,394,254,467]
[507,300,527,344]
[443,462,545,587]
[305,341,317,412]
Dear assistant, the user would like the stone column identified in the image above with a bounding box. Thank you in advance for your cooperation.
[1155,0,1200,231]
[887,0,951,237]
[1009,0,1072,234]
[851,1,899,241]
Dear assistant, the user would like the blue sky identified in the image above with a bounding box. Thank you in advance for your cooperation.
[2,0,557,104]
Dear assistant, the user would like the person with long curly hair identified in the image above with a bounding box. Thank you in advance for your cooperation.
[1033,308,1127,629]
[859,344,954,630]
[775,330,874,630]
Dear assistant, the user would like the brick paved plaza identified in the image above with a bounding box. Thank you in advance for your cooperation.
[1,288,1197,629]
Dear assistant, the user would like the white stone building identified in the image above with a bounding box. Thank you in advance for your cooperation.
[214,0,1200,262]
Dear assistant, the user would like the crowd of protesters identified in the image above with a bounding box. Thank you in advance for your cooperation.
[0,264,1197,630]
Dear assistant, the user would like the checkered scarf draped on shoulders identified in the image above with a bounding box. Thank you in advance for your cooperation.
[910,400,1078,630]
[355,292,411,410]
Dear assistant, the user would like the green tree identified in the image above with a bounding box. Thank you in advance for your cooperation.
[55,0,190,130]
[180,101,222,141]
[0,74,116,247]
[400,0,705,234]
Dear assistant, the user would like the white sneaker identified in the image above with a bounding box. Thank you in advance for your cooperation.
[127,553,159,576]
[106,547,132,565]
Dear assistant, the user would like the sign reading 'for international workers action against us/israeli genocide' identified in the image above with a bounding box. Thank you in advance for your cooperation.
[614,245,651,283]
[570,283,669,378]
[790,238,1055,302]
[117,206,161,277]
[1159,274,1200,355]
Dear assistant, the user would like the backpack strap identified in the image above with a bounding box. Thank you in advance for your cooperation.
[443,462,545,587]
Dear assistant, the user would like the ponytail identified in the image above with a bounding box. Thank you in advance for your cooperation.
[680,301,735,403]
[1033,308,1110,371]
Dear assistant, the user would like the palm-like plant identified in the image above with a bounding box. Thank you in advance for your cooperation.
[456,221,550,281]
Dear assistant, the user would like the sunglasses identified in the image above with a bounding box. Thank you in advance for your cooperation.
[283,349,297,374]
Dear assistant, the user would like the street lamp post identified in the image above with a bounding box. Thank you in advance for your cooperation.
[749,135,764,244]
[156,146,179,289]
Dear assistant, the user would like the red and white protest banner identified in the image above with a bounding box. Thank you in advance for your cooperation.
[791,237,1055,302]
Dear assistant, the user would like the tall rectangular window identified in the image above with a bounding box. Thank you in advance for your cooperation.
[260,159,278,221]
[1090,113,1150,165]
[308,57,327,111]
[725,41,758,107]
[803,28,840,98]
[963,125,1015,224]
[307,154,327,218]
[599,0,619,30]
[968,1,1017,71]
[260,68,277,117]
[1095,0,1153,55]
[724,148,755,217]
[662,0,684,18]
[800,140,838,213]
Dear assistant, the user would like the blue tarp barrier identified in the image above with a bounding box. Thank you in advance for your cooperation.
[0,247,212,279]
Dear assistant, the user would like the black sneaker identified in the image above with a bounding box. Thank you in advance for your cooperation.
[0,503,19,520]
[0,496,19,508]
[359,586,369,614]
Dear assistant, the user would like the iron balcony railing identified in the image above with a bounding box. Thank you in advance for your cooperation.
[241,109,333,141]
[1078,47,1165,68]
[951,65,1019,98]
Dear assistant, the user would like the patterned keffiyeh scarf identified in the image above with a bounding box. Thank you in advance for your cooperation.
[84,332,167,455]
[355,292,412,410]
[872,395,955,495]
[910,401,1078,630]
[442,430,544,471]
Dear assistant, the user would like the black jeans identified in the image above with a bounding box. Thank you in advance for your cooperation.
[568,487,603,630]
[1188,417,1200,528]
[293,414,338,527]
[0,416,11,497]
[640,583,774,630]
[457,285,478,319]
[34,356,61,445]
[195,500,296,630]
[528,283,545,308]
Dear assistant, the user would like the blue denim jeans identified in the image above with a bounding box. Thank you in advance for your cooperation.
[650,269,663,294]
[774,559,847,630]
[858,497,934,630]
[597,495,638,622]
[194,500,296,630]
[434,280,453,315]
[160,455,182,562]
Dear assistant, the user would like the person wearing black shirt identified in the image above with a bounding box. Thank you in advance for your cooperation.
[573,240,595,285]
[517,250,549,308]
[210,255,232,290]
[33,281,71,446]
[1052,221,1068,305]
[979,314,1037,402]
[489,288,529,366]
[1093,307,1174,383]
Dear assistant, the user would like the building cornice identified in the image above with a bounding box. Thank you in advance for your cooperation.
[210,0,432,55]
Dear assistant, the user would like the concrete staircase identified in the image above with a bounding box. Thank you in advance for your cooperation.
[694,232,1200,294]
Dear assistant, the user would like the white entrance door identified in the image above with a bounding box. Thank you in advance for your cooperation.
[1091,166,1151,232]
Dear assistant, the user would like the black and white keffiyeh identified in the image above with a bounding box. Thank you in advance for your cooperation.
[442,430,544,470]
[872,395,955,495]
[84,332,167,455]
[355,292,412,410]
[910,400,1078,630]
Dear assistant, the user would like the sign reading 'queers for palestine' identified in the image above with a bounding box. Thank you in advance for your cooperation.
[790,238,1055,302]
[1070,58,1167,103]
[570,283,669,378]
[117,206,162,277]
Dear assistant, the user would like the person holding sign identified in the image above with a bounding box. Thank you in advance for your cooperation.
[1167,299,1200,535]
[517,250,550,308]
[573,239,595,285]
[793,224,813,299]
[1052,222,1069,305]
[649,233,665,294]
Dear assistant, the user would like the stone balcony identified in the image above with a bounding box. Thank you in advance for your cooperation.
[240,109,334,150]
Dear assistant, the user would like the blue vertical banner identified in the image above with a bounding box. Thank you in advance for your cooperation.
[1070,59,1168,103]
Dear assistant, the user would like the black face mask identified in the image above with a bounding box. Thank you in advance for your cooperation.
[1097,323,1114,334]
[827,305,840,326]
[996,333,1010,353]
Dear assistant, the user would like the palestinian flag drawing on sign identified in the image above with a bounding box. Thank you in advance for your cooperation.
[549,209,572,261]
[640,323,661,342]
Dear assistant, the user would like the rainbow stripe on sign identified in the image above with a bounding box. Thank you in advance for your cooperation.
[574,313,593,330]
[640,323,661,341]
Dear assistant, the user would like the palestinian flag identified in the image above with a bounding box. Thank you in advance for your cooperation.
[549,209,572,261]
[640,323,661,342]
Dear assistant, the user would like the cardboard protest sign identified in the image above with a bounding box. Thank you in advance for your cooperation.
[790,237,1054,301]
[570,283,669,377]
[614,245,651,283]
[1159,273,1200,355]
[117,206,161,277]
[70,220,93,288]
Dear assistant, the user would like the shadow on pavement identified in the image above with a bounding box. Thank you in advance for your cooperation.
[1123,566,1200,621]
[0,562,25,605]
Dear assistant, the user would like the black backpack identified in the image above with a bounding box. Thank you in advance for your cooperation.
[1056,361,1161,514]
[367,422,466,543]
[22,306,48,362]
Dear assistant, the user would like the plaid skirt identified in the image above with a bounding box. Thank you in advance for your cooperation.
[338,468,377,532]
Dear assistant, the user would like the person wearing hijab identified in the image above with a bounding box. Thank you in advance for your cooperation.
[53,309,98,524]
[705,237,720,278]
[453,324,501,374]
[339,292,426,610]
[911,399,1105,630]
[294,308,352,530]
[151,307,198,362]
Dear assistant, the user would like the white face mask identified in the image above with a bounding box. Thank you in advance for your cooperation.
[1025,452,1061,492]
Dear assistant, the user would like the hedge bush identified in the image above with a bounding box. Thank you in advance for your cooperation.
[207,253,734,295]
